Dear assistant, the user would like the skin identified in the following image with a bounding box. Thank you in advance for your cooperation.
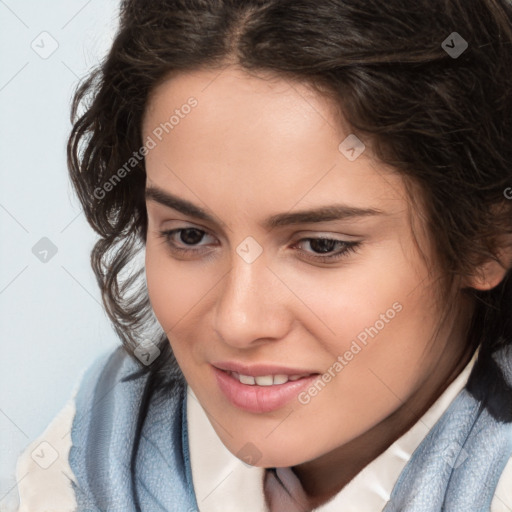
[142,65,481,507]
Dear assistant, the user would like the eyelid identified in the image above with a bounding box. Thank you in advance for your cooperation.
[148,203,229,236]
[293,230,364,241]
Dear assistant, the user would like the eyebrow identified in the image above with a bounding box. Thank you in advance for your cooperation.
[145,185,385,230]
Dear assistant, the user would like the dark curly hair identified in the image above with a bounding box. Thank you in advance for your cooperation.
[67,0,512,422]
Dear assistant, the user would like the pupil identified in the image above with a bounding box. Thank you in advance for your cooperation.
[310,238,336,254]
[181,228,203,245]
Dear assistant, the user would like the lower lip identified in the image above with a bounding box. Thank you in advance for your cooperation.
[212,365,320,413]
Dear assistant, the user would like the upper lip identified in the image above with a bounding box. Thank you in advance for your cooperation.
[212,361,320,377]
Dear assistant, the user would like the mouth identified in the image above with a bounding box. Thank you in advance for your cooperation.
[212,365,321,413]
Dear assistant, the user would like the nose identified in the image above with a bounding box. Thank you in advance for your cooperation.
[213,247,291,349]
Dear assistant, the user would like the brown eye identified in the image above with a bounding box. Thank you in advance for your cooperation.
[158,228,216,258]
[177,228,206,246]
[294,237,361,263]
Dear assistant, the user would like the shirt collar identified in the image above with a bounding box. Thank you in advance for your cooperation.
[187,346,479,512]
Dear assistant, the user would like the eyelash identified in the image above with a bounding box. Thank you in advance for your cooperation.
[157,228,361,263]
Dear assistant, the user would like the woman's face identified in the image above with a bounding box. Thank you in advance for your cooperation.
[143,66,468,468]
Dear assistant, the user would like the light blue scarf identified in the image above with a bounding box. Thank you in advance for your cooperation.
[69,347,198,511]
[69,344,512,511]
[383,344,512,512]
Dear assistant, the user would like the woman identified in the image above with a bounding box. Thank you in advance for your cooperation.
[15,0,512,510]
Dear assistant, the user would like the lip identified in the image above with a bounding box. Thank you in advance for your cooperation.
[212,365,321,414]
[211,361,318,377]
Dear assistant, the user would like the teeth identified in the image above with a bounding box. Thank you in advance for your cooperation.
[272,374,289,385]
[239,374,256,385]
[231,372,311,385]
[255,375,274,386]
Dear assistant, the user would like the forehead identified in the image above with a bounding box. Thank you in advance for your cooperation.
[142,66,345,160]
[142,67,408,221]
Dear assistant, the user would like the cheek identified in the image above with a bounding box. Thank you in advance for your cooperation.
[144,241,198,335]
[144,239,221,371]
[287,243,439,395]
[144,247,197,372]
[145,244,174,322]
[145,239,203,326]
[278,257,410,356]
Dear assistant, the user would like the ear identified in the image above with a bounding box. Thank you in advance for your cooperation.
[464,243,512,291]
